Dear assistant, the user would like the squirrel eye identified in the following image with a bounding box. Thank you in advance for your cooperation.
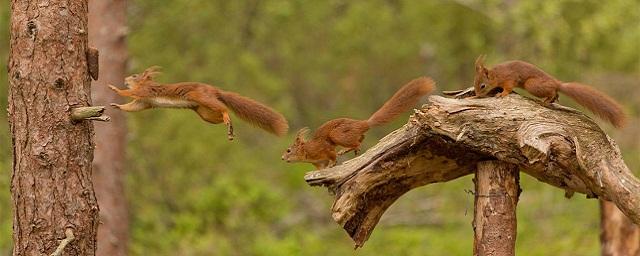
[132,74,138,78]
[480,83,486,89]
[287,149,291,153]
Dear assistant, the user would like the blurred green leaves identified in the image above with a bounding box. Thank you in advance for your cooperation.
[1,5,12,254]
[0,0,638,255]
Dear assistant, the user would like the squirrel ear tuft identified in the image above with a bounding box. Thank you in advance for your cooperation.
[295,127,310,142]
[475,55,489,77]
[141,66,162,80]
[475,55,487,71]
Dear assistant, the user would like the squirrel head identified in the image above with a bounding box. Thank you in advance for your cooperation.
[124,66,162,88]
[473,55,492,97]
[281,127,309,163]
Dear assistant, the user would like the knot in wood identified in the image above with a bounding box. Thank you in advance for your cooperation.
[26,21,37,38]
[53,78,66,90]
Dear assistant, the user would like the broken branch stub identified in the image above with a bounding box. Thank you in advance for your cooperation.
[70,106,110,122]
[304,93,640,247]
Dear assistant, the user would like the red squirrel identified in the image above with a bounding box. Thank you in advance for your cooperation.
[473,55,625,128]
[109,66,289,140]
[281,77,436,169]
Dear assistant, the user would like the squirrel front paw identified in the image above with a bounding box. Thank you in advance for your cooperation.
[495,91,510,98]
[110,103,121,109]
[107,84,119,92]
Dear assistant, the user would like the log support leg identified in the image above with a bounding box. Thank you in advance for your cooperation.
[600,200,640,256]
[473,161,520,256]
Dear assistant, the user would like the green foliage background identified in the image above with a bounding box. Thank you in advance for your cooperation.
[1,0,639,255]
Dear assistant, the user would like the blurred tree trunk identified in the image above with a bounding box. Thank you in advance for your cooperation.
[601,200,640,256]
[8,1,99,255]
[88,0,129,255]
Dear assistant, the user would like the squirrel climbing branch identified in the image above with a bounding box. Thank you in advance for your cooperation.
[305,93,640,247]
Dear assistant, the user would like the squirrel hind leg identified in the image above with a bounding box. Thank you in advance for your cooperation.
[354,135,365,155]
[222,112,234,140]
[546,93,560,104]
[194,107,235,140]
[540,93,559,107]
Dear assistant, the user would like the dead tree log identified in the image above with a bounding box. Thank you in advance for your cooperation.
[473,161,520,256]
[305,93,640,248]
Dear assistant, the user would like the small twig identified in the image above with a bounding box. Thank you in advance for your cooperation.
[50,228,75,256]
[84,116,111,122]
[70,106,110,122]
[442,87,476,99]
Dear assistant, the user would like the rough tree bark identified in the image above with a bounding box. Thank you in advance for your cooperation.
[601,200,640,256]
[8,1,99,255]
[473,161,519,256]
[305,93,640,248]
[88,1,129,255]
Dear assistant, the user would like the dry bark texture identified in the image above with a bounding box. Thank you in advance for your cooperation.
[473,161,519,256]
[305,93,640,247]
[88,0,129,255]
[601,200,640,256]
[8,1,99,255]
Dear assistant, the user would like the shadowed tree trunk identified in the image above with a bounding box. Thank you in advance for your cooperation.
[8,1,99,255]
[601,200,640,256]
[88,0,129,255]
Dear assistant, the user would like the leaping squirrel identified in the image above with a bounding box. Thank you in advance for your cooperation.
[473,55,625,128]
[109,66,289,140]
[281,77,436,169]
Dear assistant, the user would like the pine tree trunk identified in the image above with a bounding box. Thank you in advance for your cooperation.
[88,1,129,255]
[601,200,640,256]
[8,1,99,255]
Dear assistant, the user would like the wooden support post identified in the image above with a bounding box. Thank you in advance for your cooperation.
[473,161,520,256]
[600,200,640,256]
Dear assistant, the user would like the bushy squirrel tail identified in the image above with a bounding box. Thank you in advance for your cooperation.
[217,91,289,136]
[558,82,625,128]
[367,77,435,127]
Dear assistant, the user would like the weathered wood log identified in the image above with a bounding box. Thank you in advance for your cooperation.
[473,161,520,256]
[304,93,640,247]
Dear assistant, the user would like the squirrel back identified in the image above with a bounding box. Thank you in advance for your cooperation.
[367,77,435,127]
[216,91,289,136]
[474,56,626,128]
[558,82,626,128]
